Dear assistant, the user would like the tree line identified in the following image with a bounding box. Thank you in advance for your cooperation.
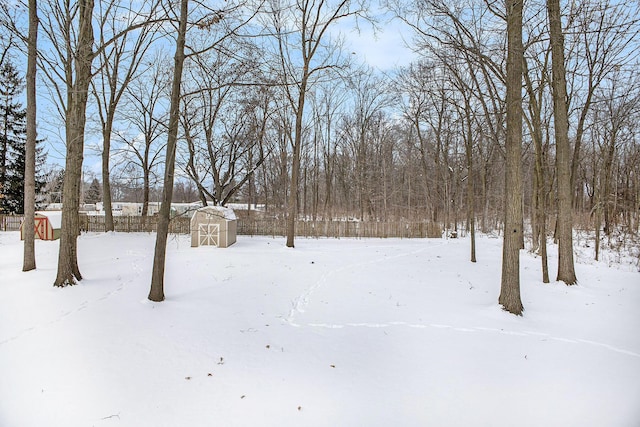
[1,0,638,314]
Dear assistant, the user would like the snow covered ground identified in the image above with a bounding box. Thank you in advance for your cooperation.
[0,231,638,427]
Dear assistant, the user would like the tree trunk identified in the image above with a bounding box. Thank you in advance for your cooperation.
[602,134,617,236]
[22,0,38,272]
[594,177,602,261]
[523,56,550,283]
[142,168,150,217]
[467,164,476,262]
[533,136,550,284]
[499,0,524,315]
[102,121,114,232]
[148,0,188,302]
[286,74,308,248]
[548,0,577,285]
[54,0,94,287]
[463,109,476,262]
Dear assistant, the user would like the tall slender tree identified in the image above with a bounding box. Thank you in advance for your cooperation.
[548,0,577,285]
[23,0,38,271]
[148,0,257,301]
[267,0,366,247]
[92,2,156,232]
[148,0,189,302]
[499,0,524,315]
[53,0,95,287]
[523,56,550,284]
[116,55,170,218]
[30,0,163,286]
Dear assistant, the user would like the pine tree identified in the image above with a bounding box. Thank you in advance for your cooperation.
[0,60,46,214]
[4,132,47,214]
[85,178,101,204]
[0,60,27,214]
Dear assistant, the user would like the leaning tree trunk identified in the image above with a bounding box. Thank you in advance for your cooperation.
[499,0,524,316]
[548,0,577,285]
[22,0,38,272]
[54,0,94,287]
[148,0,188,302]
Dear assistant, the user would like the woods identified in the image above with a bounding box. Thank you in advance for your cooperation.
[1,0,639,307]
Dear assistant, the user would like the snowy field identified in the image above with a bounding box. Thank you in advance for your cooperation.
[0,231,638,427]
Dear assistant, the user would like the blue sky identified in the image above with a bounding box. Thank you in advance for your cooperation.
[28,4,418,176]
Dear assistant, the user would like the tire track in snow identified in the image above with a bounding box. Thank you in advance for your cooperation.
[284,241,447,326]
[303,321,640,358]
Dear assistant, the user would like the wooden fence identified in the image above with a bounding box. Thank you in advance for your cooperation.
[236,218,443,239]
[81,215,192,234]
[2,214,443,239]
[0,215,442,238]
[0,215,23,231]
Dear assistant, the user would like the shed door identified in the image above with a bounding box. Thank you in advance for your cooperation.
[198,223,219,246]
[34,217,48,240]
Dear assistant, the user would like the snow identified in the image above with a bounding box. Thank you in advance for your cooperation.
[0,231,638,427]
[194,205,237,221]
[36,210,62,229]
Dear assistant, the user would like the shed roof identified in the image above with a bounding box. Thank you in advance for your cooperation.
[36,211,62,229]
[193,206,237,221]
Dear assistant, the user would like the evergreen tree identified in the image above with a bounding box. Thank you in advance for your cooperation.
[0,61,24,213]
[0,60,46,214]
[4,131,47,213]
[51,169,64,203]
[85,178,102,204]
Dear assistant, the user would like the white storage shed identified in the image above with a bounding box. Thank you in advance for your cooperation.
[190,206,237,248]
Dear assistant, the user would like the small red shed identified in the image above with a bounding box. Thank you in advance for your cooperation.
[20,211,62,241]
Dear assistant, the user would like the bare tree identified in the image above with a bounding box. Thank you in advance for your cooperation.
[548,0,577,286]
[307,78,348,219]
[148,0,189,302]
[179,42,271,207]
[523,52,551,283]
[593,73,639,238]
[28,0,163,286]
[22,0,37,271]
[52,0,95,286]
[395,62,450,227]
[115,53,170,217]
[149,0,255,301]
[566,0,640,207]
[92,0,157,231]
[340,69,393,220]
[393,0,509,238]
[500,0,524,315]
[266,0,366,247]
